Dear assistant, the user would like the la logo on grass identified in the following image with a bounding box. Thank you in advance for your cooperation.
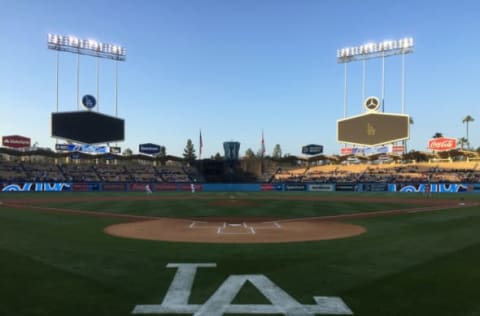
[132,263,353,315]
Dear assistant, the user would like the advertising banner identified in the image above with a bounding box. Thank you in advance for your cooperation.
[261,183,284,191]
[56,143,108,153]
[72,183,101,192]
[130,183,151,192]
[102,183,127,191]
[388,183,471,193]
[363,146,390,156]
[55,143,70,151]
[335,183,360,192]
[284,184,307,191]
[139,143,162,155]
[110,146,121,154]
[340,147,353,155]
[302,144,323,155]
[363,183,388,192]
[155,183,179,191]
[2,135,31,148]
[392,145,405,153]
[469,184,480,193]
[341,145,397,156]
[1,182,72,192]
[428,137,457,151]
[308,184,334,192]
[202,184,260,192]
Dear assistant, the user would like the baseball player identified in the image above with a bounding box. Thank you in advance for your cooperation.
[145,184,152,195]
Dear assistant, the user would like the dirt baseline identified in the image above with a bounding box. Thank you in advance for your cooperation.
[104,218,366,244]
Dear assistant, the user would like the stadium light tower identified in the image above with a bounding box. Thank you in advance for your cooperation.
[337,37,414,116]
[47,33,127,115]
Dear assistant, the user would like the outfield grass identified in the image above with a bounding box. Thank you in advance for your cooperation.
[0,192,479,316]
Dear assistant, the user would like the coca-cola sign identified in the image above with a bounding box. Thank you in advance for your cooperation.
[2,135,31,148]
[428,137,457,151]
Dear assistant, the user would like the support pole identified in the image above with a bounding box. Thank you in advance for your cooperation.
[401,53,406,114]
[115,60,118,117]
[362,59,366,110]
[343,63,348,118]
[56,51,59,112]
[76,54,80,110]
[381,52,385,112]
[96,57,100,112]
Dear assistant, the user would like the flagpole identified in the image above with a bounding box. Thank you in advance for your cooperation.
[199,129,203,160]
[261,130,265,175]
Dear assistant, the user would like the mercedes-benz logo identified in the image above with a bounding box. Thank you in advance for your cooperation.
[363,96,380,112]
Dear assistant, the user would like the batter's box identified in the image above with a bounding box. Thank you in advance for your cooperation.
[217,222,256,235]
[255,221,282,230]
[188,221,218,229]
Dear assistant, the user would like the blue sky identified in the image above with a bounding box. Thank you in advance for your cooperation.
[1,0,479,158]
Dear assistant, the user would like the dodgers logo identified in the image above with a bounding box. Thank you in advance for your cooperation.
[82,94,96,109]
[132,263,353,315]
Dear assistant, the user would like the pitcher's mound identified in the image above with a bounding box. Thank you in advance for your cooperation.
[104,218,366,244]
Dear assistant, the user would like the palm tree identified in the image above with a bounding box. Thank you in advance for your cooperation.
[462,115,474,149]
[432,132,443,138]
[458,137,468,150]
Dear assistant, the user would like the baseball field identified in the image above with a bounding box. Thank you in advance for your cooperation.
[1,191,480,316]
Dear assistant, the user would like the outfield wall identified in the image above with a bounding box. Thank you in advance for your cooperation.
[2,181,480,193]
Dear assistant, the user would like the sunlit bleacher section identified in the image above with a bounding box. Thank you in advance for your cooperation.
[411,162,480,183]
[302,164,369,183]
[298,165,336,183]
[273,159,480,183]
[273,166,308,182]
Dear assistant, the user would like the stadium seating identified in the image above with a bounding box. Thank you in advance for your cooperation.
[1,153,480,185]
